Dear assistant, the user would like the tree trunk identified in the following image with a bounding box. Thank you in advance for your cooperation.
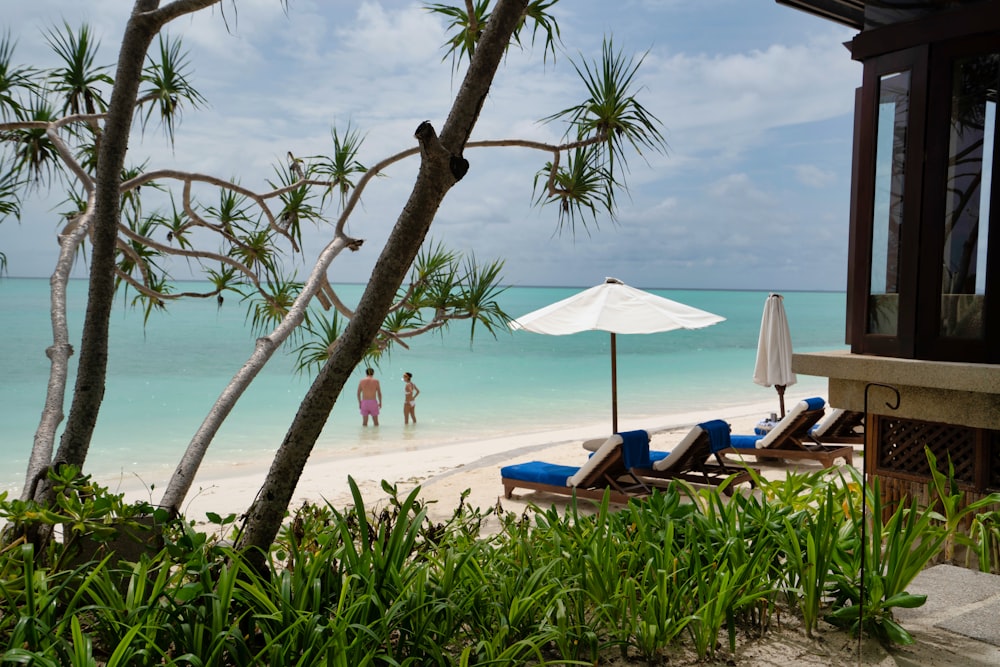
[157,236,353,515]
[236,0,529,568]
[22,205,94,500]
[43,0,220,498]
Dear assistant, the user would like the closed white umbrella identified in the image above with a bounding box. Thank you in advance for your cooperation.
[753,293,797,418]
[510,277,725,432]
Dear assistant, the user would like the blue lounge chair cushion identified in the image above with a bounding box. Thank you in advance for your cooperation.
[731,397,827,450]
[697,419,731,453]
[649,450,670,463]
[729,434,762,449]
[500,461,578,487]
[804,396,825,411]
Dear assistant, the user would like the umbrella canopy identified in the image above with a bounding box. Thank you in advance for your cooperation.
[752,293,797,417]
[510,278,725,432]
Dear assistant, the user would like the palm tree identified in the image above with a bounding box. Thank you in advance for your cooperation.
[234,0,666,566]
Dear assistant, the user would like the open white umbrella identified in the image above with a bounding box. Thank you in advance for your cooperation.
[510,277,725,432]
[753,293,797,418]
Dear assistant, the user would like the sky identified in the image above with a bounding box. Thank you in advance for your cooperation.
[0,0,862,291]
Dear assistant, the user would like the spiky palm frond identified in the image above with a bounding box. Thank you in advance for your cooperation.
[269,163,322,249]
[206,186,253,237]
[230,227,281,279]
[514,0,562,65]
[44,22,113,116]
[312,124,368,211]
[0,158,22,221]
[404,243,461,319]
[546,38,666,175]
[117,213,167,277]
[457,255,509,344]
[119,161,162,227]
[159,193,193,249]
[206,264,240,293]
[409,241,459,293]
[533,145,617,235]
[240,277,304,339]
[9,100,64,188]
[294,310,345,374]
[128,271,170,325]
[0,33,37,121]
[428,1,562,69]
[382,306,427,337]
[426,0,490,72]
[115,213,171,325]
[139,34,207,145]
[72,134,99,173]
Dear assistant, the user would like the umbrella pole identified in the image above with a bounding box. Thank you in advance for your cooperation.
[776,384,786,418]
[611,332,618,433]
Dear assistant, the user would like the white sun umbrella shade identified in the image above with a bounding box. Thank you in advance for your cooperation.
[510,278,725,432]
[752,293,797,418]
[510,278,725,335]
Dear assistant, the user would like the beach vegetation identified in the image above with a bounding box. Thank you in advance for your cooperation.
[0,456,996,665]
[825,457,1000,645]
[2,0,670,564]
[966,509,1000,572]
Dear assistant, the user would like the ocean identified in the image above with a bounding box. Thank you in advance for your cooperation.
[0,278,845,495]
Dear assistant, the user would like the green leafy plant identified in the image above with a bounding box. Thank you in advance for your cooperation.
[780,482,841,636]
[966,510,1000,573]
[827,469,942,645]
[0,466,164,570]
[924,446,1000,564]
[4,455,995,664]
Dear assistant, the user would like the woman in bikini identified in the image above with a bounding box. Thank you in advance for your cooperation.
[402,372,420,424]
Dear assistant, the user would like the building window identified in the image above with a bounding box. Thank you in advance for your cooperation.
[869,71,910,336]
[939,53,997,340]
[850,33,998,363]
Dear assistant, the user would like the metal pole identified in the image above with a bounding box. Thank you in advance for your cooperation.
[859,382,900,663]
[611,332,618,433]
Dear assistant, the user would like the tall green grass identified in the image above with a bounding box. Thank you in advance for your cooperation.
[1,455,997,665]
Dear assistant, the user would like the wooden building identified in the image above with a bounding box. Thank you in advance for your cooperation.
[777,1,1000,536]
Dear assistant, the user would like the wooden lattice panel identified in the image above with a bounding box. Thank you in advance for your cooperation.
[875,416,977,486]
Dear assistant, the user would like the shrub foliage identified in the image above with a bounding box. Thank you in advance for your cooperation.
[0,453,998,665]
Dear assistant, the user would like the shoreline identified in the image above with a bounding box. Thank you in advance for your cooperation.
[113,397,788,523]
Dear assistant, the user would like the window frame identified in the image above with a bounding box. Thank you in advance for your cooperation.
[849,25,1000,364]
[849,46,928,359]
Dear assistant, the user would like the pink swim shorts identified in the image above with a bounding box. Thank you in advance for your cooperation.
[360,399,380,417]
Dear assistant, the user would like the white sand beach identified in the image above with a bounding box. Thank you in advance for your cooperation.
[145,399,785,525]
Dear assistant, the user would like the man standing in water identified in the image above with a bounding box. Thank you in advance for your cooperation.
[357,367,382,426]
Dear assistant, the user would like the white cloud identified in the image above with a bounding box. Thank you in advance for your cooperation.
[643,34,858,155]
[1,0,860,292]
[335,2,444,68]
[705,173,775,206]
[794,163,837,187]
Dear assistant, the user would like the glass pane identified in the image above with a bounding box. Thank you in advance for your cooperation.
[869,71,910,335]
[978,100,992,296]
[940,54,999,339]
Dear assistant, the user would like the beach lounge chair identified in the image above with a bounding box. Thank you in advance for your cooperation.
[501,430,653,504]
[810,407,865,445]
[721,397,855,468]
[631,420,756,494]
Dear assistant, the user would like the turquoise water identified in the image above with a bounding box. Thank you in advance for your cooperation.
[0,278,845,493]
